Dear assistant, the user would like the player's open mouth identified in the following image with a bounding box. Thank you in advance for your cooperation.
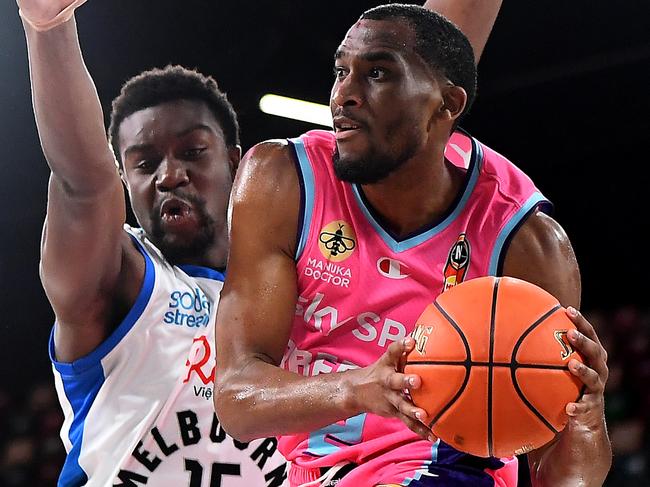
[333,116,364,140]
[160,198,194,224]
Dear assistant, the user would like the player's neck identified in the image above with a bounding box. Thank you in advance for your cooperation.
[166,235,228,271]
[360,149,466,238]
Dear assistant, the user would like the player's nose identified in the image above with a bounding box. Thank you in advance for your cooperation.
[155,157,189,192]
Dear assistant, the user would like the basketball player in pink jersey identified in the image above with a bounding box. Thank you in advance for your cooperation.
[215,3,612,487]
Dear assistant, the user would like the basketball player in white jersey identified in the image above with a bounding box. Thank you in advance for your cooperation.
[17,0,290,485]
[17,0,512,485]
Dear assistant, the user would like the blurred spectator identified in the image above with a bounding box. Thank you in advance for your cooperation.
[0,383,65,487]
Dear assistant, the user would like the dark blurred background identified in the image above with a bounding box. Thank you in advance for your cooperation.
[0,0,649,485]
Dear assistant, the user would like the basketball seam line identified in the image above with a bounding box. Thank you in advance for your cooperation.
[487,278,500,457]
[405,361,570,370]
[510,304,564,436]
[427,301,472,430]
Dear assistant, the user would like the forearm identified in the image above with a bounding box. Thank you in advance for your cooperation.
[530,419,611,487]
[423,0,502,62]
[215,358,363,442]
[24,16,116,192]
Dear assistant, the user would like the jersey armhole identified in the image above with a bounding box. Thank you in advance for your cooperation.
[289,137,315,260]
[49,234,156,375]
[488,193,553,276]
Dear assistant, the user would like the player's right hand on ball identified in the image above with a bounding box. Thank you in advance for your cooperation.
[350,337,435,441]
[16,0,76,26]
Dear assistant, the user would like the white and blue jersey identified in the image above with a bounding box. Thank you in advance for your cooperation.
[51,226,288,487]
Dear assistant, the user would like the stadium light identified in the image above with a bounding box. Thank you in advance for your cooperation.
[259,94,332,127]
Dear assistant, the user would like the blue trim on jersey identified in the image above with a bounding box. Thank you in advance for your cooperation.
[290,137,315,260]
[50,235,155,375]
[488,191,549,275]
[49,235,155,485]
[351,139,484,253]
[178,265,225,282]
[55,363,105,486]
[402,439,441,485]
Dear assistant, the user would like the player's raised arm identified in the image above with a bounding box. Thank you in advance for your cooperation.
[214,142,430,442]
[423,0,503,62]
[502,211,612,486]
[19,1,140,361]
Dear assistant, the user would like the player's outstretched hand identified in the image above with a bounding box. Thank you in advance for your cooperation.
[564,307,608,428]
[17,0,86,31]
[351,337,435,441]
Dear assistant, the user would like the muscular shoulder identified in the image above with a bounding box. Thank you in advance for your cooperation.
[502,210,581,308]
[230,139,301,257]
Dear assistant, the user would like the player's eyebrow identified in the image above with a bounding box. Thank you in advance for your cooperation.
[334,49,400,64]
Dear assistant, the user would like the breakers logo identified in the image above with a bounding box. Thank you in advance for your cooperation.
[318,220,356,262]
[163,288,211,328]
[442,233,471,292]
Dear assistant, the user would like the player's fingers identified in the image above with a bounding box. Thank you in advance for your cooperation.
[386,371,421,391]
[395,410,436,441]
[568,359,603,392]
[567,329,608,379]
[566,400,589,417]
[566,307,606,355]
[386,390,429,425]
[383,337,415,369]
[565,391,604,417]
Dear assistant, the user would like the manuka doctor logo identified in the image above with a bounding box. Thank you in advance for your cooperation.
[163,288,211,328]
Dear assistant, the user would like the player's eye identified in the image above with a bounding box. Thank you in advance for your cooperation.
[368,67,386,80]
[184,147,207,159]
[333,66,347,80]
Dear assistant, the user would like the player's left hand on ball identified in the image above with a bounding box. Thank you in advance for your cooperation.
[564,307,608,429]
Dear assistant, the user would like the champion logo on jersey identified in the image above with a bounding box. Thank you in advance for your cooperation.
[442,233,471,292]
[318,220,356,263]
[376,257,410,280]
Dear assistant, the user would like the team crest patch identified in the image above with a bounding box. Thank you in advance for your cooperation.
[318,220,356,262]
[442,233,471,292]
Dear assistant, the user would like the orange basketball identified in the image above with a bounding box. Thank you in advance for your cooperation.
[404,276,584,458]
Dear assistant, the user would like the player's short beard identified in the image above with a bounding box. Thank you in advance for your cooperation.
[149,192,216,264]
[332,144,416,184]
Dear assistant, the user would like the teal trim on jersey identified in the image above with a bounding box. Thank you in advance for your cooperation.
[488,191,549,275]
[402,439,440,485]
[179,265,225,282]
[291,137,315,260]
[306,413,366,456]
[49,235,155,485]
[352,139,483,253]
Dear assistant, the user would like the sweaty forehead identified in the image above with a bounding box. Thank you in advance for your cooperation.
[119,99,222,149]
[337,18,417,57]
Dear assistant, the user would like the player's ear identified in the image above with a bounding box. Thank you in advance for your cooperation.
[439,85,467,124]
[228,145,242,179]
[118,165,129,189]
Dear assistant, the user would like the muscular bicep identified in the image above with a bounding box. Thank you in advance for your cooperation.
[501,210,581,308]
[216,141,301,374]
[41,173,133,325]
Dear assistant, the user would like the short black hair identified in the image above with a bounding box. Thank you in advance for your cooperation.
[108,65,240,167]
[361,4,477,120]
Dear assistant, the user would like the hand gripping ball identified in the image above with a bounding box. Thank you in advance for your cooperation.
[405,276,584,458]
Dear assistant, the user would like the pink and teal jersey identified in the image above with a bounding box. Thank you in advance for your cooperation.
[280,129,550,486]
